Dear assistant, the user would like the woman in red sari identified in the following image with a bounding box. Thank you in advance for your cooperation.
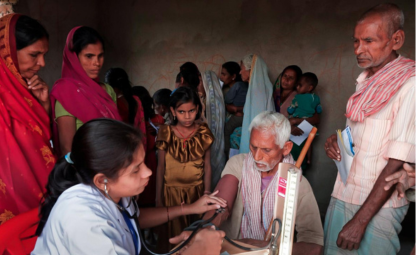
[50,26,121,157]
[0,14,55,223]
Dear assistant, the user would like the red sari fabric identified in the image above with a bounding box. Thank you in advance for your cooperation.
[139,114,164,206]
[50,26,121,155]
[117,95,147,150]
[116,96,129,122]
[0,14,56,223]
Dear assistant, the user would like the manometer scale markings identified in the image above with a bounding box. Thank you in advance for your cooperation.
[279,169,299,255]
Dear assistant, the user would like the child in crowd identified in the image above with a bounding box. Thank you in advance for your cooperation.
[153,88,172,124]
[178,62,207,123]
[155,86,214,243]
[221,61,248,158]
[132,86,164,206]
[287,72,322,164]
[105,68,147,138]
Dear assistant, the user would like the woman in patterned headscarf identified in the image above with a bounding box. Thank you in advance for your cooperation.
[201,70,226,189]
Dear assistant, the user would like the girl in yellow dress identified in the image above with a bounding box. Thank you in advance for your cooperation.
[155,86,214,240]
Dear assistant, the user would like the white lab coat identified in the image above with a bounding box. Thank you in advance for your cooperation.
[32,183,140,255]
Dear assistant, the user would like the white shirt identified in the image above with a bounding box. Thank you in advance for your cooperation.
[332,75,415,208]
[32,184,140,255]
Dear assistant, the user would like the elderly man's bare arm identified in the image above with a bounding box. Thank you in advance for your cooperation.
[202,174,239,226]
[169,227,225,255]
[337,158,404,250]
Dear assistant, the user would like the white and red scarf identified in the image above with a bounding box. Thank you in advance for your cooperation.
[346,56,415,122]
[240,152,296,240]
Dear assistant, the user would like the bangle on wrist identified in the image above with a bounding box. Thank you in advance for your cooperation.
[166,206,170,221]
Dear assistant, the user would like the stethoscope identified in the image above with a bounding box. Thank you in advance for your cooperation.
[113,196,282,255]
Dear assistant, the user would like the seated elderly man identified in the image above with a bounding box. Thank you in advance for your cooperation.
[204,111,323,255]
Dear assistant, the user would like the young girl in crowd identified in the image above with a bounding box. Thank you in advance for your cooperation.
[33,118,226,255]
[132,86,165,206]
[155,86,214,240]
[105,67,147,138]
[132,86,165,137]
[153,88,172,124]
[179,62,207,123]
[181,62,225,189]
[51,26,120,157]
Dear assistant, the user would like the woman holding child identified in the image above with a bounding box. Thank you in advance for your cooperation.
[273,66,321,169]
[273,65,302,116]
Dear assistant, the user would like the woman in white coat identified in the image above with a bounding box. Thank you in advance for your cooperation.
[32,118,226,255]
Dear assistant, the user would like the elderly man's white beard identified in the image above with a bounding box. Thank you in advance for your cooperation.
[253,159,280,172]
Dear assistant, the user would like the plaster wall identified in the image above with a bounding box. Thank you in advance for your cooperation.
[13,0,416,216]
[98,0,415,214]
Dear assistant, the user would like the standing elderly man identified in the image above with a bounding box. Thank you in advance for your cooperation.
[324,3,415,254]
[203,111,323,255]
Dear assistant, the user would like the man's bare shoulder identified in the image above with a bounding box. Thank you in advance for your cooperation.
[221,153,247,180]
[298,176,315,199]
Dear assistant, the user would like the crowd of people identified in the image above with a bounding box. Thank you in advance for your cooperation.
[0,2,414,255]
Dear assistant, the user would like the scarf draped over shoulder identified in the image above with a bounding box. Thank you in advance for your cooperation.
[346,56,415,122]
[240,152,296,240]
[50,26,121,154]
[202,70,226,189]
[239,55,275,154]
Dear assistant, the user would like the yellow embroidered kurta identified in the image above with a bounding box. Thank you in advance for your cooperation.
[156,123,214,238]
